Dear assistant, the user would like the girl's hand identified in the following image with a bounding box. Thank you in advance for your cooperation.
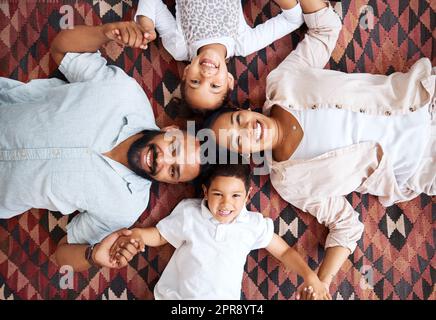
[136,15,157,49]
[103,21,150,49]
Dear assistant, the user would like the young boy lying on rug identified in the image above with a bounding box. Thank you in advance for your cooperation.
[132,0,303,112]
[109,164,331,300]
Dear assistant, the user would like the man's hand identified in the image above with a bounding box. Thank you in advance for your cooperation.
[103,21,152,49]
[109,228,145,267]
[136,15,157,49]
[92,228,134,268]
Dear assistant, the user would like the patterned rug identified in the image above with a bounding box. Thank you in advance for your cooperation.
[0,0,435,300]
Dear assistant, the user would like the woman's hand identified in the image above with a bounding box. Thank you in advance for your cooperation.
[297,273,332,300]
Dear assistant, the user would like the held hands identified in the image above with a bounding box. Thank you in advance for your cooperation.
[92,228,135,268]
[136,15,157,48]
[109,228,145,267]
[103,20,155,49]
[296,274,332,300]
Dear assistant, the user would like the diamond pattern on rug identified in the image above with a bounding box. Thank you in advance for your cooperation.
[0,0,435,300]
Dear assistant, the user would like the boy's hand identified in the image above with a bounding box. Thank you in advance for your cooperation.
[136,15,157,49]
[103,21,151,49]
[92,228,133,269]
[297,274,332,300]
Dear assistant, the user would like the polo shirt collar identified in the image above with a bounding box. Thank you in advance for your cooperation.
[200,199,250,224]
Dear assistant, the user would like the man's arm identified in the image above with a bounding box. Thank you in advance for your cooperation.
[55,229,134,272]
[236,0,304,57]
[50,22,150,66]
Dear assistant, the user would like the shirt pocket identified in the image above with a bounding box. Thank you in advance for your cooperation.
[51,169,98,213]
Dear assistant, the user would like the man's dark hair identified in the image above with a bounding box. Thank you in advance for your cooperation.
[203,164,251,193]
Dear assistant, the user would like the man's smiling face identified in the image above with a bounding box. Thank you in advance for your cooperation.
[128,129,202,184]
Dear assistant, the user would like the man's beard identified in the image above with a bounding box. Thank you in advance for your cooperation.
[127,130,162,181]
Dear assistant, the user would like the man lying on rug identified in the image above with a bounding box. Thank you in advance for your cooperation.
[0,21,202,271]
[204,0,435,294]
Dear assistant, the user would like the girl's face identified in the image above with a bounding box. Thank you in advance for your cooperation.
[183,48,234,112]
[210,109,277,154]
[203,176,250,224]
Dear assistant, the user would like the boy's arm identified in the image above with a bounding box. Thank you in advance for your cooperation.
[135,0,188,61]
[236,0,303,57]
[50,22,149,66]
[133,227,168,247]
[266,234,315,279]
[110,227,168,266]
[266,234,331,300]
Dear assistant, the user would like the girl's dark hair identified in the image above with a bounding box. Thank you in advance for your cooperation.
[180,80,231,114]
[202,164,251,193]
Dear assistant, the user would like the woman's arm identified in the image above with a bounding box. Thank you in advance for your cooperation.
[317,246,351,287]
[299,0,329,13]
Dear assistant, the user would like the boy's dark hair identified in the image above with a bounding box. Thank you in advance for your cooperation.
[180,80,231,114]
[203,164,252,193]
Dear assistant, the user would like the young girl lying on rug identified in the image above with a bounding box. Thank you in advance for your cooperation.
[109,164,331,300]
[132,0,303,112]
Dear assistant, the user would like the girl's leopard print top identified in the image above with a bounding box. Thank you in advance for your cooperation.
[178,0,240,51]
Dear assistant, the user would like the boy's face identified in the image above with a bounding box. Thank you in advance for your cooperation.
[183,48,234,112]
[202,176,250,224]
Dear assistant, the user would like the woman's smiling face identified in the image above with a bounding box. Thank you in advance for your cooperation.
[210,109,277,154]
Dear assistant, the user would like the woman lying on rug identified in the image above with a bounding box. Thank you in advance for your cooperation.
[204,0,435,294]
[133,0,304,112]
[108,164,331,300]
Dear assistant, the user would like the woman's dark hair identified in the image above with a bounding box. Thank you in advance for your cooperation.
[202,106,238,130]
[202,164,252,193]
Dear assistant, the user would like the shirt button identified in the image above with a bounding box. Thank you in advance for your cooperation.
[409,107,416,112]
[52,149,60,156]
[20,151,27,157]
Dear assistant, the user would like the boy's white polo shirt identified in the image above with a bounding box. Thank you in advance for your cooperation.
[154,198,274,300]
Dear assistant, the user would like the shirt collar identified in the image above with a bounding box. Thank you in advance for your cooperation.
[102,155,152,194]
[115,113,159,147]
[200,199,250,224]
